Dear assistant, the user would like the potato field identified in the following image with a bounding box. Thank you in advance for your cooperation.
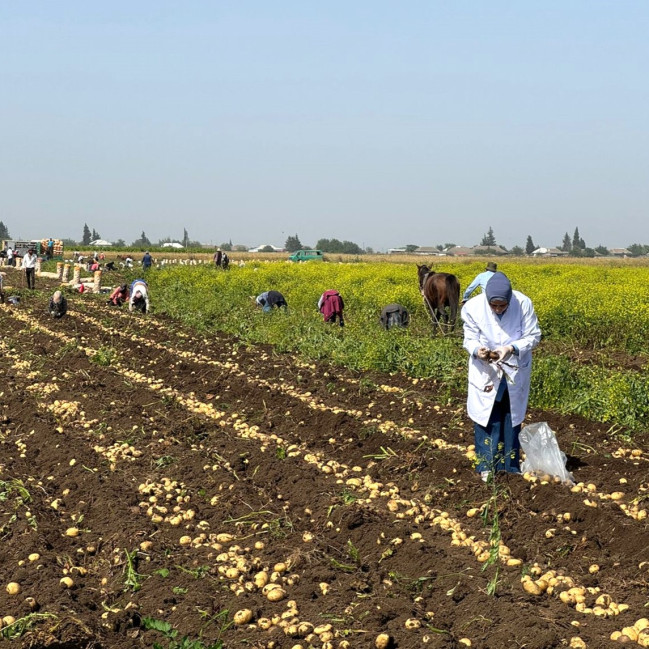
[0,261,648,649]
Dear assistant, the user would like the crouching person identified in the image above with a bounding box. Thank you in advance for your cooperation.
[380,303,409,330]
[129,279,149,314]
[255,290,287,312]
[108,284,129,307]
[318,290,345,327]
[49,290,68,319]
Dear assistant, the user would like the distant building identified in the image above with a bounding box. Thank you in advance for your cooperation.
[445,246,473,256]
[88,239,113,247]
[414,246,446,255]
[471,245,508,255]
[248,244,284,253]
[531,247,568,257]
[609,248,631,257]
[161,242,184,248]
[387,247,407,254]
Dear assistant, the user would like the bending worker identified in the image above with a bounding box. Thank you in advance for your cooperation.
[462,261,497,303]
[256,290,287,312]
[49,291,68,318]
[318,290,345,327]
[461,272,541,481]
[129,279,150,313]
[108,284,129,307]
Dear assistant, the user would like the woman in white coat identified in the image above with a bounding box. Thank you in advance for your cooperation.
[461,272,541,480]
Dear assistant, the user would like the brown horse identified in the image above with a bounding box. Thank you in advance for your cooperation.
[417,264,461,333]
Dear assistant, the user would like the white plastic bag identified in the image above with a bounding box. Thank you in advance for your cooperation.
[520,422,574,484]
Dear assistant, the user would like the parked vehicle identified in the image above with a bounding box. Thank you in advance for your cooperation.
[288,249,324,262]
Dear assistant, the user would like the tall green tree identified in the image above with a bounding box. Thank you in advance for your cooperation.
[480,227,496,246]
[561,232,571,252]
[525,235,535,255]
[91,229,100,240]
[0,221,10,240]
[82,223,92,245]
[572,227,585,250]
[132,231,151,247]
[284,234,303,252]
[182,228,190,247]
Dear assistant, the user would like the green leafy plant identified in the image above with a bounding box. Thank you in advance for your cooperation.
[124,548,146,592]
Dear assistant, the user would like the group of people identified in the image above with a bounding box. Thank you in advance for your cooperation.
[213,249,230,270]
[255,289,348,327]
[107,279,149,313]
[22,250,541,485]
[255,289,412,331]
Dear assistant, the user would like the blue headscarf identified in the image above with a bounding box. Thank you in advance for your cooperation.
[485,272,513,303]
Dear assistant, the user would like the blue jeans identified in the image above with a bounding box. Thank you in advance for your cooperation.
[474,383,521,474]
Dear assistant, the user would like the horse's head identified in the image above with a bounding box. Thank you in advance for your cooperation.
[417,264,431,290]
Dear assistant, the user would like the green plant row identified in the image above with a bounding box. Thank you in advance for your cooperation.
[146,262,649,430]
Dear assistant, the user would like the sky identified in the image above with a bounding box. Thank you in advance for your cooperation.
[1,1,648,251]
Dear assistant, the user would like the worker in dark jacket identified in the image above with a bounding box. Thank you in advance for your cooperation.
[380,303,409,330]
[256,291,287,312]
[49,291,68,318]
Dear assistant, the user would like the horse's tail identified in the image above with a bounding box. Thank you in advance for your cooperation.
[446,275,461,330]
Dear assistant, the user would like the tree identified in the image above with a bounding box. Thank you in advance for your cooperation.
[284,234,303,252]
[91,229,100,240]
[510,245,525,256]
[442,243,456,250]
[316,238,364,255]
[561,232,571,252]
[572,227,585,250]
[0,221,10,240]
[583,247,596,258]
[82,224,92,245]
[628,243,649,256]
[594,245,609,256]
[480,227,496,247]
[113,239,126,247]
[260,245,275,253]
[182,228,190,248]
[132,231,151,247]
[405,244,419,253]
[220,241,232,251]
[525,235,535,255]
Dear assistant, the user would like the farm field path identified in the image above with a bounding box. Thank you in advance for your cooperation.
[0,285,647,649]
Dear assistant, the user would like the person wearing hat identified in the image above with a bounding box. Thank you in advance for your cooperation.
[461,272,541,482]
[129,279,149,313]
[22,248,38,289]
[49,290,68,318]
[462,261,498,303]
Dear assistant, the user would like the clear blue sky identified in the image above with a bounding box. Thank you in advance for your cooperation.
[2,1,648,250]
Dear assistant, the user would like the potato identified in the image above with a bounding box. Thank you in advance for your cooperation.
[404,618,421,629]
[60,577,74,588]
[65,527,80,537]
[375,633,392,649]
[233,609,253,625]
[621,626,638,642]
[522,580,543,596]
[5,582,21,596]
[266,587,286,602]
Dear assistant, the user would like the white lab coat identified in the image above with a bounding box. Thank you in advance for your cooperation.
[461,291,541,427]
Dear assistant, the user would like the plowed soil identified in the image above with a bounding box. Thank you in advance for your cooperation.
[0,269,647,649]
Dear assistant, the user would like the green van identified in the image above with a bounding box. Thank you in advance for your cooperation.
[288,249,324,262]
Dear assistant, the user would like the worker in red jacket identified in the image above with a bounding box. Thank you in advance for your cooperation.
[108,284,129,307]
[318,290,345,327]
